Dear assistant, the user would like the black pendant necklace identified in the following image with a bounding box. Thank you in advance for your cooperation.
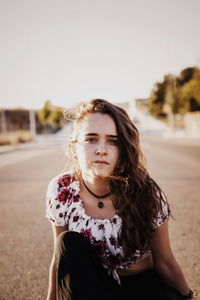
[82,179,110,209]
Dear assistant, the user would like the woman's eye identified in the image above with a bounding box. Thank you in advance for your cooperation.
[108,139,118,145]
[85,138,96,143]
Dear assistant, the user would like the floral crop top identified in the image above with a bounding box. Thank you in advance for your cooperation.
[45,172,169,284]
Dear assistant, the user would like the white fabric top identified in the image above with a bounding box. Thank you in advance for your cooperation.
[45,172,169,284]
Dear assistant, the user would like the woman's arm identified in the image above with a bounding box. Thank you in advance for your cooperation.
[150,220,191,296]
[46,224,68,300]
[46,255,56,300]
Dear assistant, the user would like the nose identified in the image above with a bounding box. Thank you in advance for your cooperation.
[95,141,107,156]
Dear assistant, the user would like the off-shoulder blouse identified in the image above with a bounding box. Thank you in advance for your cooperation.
[45,172,169,284]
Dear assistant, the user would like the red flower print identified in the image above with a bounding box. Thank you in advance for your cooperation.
[57,174,74,187]
[98,224,105,230]
[109,236,117,247]
[58,188,71,204]
[80,229,92,241]
[112,218,117,224]
[73,195,80,202]
[93,241,106,256]
[73,216,79,222]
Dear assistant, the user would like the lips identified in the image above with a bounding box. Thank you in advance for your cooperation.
[93,160,109,165]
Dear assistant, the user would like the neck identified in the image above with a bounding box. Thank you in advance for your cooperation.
[81,173,109,195]
[82,178,110,199]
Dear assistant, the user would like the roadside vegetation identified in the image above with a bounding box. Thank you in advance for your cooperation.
[0,101,66,146]
[37,100,65,133]
[148,66,200,127]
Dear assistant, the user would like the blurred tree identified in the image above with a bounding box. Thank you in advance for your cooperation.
[177,67,195,86]
[175,67,200,129]
[148,75,170,117]
[178,67,200,112]
[164,75,180,114]
[49,108,64,129]
[37,100,65,133]
[148,66,200,118]
[37,100,52,125]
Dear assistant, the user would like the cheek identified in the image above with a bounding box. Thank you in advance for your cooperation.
[112,147,120,161]
[76,144,91,165]
[76,144,85,162]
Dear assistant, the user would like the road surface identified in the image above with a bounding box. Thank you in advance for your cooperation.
[0,135,199,300]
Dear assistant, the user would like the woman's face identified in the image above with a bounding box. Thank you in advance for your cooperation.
[75,112,119,178]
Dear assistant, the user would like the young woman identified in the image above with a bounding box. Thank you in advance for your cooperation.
[45,99,194,300]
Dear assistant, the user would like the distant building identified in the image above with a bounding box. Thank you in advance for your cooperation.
[135,98,149,111]
[0,109,40,133]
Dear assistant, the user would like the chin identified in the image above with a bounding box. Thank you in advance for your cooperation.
[84,165,113,178]
[93,169,112,178]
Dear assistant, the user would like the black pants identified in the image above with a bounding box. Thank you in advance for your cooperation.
[55,231,183,300]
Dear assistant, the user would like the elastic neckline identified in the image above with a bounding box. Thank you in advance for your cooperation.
[78,196,119,222]
[73,178,119,222]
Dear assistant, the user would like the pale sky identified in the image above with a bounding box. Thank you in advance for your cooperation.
[0,0,199,110]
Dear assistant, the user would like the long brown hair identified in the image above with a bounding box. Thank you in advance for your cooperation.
[64,99,171,257]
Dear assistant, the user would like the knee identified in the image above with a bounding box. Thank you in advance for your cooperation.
[56,231,86,254]
[57,230,83,244]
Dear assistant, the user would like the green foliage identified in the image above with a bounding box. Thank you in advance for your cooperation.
[177,67,195,86]
[148,66,200,116]
[178,68,200,112]
[37,100,52,124]
[148,75,170,117]
[49,108,64,128]
[37,100,65,132]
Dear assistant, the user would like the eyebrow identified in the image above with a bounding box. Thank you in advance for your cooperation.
[85,133,118,138]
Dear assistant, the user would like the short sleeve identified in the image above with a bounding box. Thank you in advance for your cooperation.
[45,174,72,227]
[152,194,170,231]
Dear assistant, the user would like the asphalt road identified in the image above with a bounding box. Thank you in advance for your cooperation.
[0,136,199,300]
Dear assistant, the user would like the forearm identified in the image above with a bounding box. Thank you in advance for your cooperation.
[156,260,190,296]
[46,256,56,300]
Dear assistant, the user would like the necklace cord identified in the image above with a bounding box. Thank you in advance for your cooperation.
[82,179,111,199]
